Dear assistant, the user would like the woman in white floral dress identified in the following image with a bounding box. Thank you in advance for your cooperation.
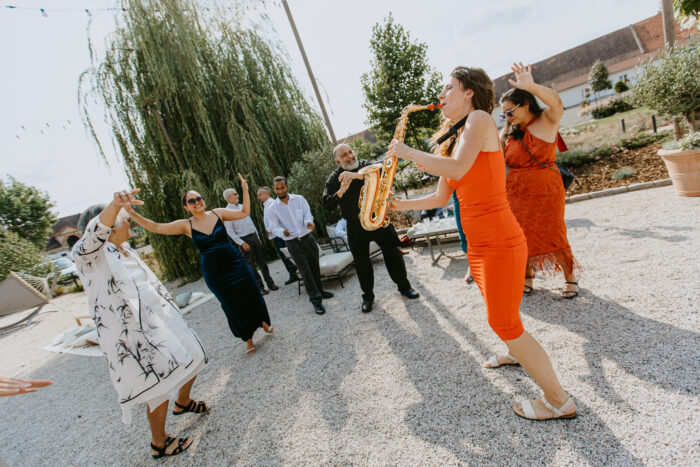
[72,189,209,459]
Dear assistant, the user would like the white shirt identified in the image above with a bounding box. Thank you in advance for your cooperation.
[334,218,348,239]
[224,203,258,246]
[265,194,314,241]
[262,197,275,239]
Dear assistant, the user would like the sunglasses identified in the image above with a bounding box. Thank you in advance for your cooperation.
[499,104,521,120]
[186,196,203,205]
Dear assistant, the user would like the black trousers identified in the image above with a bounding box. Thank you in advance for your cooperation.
[239,233,275,289]
[347,222,411,301]
[285,233,323,305]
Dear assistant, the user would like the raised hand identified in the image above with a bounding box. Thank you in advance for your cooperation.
[113,189,144,209]
[388,197,405,211]
[508,62,535,91]
[238,173,248,190]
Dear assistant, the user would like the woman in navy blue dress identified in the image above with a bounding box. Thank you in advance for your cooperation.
[127,174,272,355]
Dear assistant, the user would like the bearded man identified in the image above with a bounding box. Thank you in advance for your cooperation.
[322,143,419,313]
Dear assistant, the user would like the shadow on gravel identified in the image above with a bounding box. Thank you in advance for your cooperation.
[376,282,641,465]
[566,217,690,242]
[521,289,699,402]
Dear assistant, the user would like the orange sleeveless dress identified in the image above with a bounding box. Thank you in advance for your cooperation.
[504,119,579,275]
[447,150,527,341]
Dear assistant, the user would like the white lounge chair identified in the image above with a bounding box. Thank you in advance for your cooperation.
[0,272,50,333]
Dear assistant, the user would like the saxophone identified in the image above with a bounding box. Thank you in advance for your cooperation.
[358,102,441,231]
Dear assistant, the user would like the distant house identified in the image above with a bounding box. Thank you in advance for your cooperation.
[46,213,81,255]
[339,128,378,145]
[493,13,698,109]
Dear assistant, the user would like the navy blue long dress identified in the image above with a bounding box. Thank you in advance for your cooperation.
[190,213,270,341]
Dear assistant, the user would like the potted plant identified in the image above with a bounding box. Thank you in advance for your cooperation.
[658,133,700,196]
[632,41,700,196]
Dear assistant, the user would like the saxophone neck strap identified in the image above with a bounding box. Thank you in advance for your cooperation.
[435,114,469,145]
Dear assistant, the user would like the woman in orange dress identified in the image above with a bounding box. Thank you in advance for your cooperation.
[388,66,576,420]
[500,62,580,299]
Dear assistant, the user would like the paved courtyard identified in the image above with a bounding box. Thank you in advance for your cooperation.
[1,185,698,466]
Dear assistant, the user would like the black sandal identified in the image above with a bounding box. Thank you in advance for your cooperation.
[562,281,579,299]
[173,399,210,415]
[151,436,191,459]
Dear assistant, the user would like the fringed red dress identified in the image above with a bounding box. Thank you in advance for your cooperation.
[504,117,580,275]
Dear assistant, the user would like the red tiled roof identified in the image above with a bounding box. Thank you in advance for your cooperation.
[493,13,698,100]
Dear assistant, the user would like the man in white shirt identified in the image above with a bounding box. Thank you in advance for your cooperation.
[265,176,333,315]
[223,188,278,295]
[257,187,300,285]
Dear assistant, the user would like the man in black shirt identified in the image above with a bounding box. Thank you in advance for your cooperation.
[323,143,419,313]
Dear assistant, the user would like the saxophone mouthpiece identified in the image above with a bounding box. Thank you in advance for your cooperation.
[427,102,444,110]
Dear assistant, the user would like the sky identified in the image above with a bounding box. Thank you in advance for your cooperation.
[1,0,664,217]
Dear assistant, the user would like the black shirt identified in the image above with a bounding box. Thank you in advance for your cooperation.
[322,160,375,224]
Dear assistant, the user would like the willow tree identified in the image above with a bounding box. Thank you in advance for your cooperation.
[79,0,328,280]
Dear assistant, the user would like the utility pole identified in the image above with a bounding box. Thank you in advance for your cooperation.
[660,0,683,139]
[281,0,337,145]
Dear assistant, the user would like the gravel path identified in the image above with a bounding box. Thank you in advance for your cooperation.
[1,185,698,466]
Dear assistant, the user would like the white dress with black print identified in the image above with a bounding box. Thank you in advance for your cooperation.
[72,217,207,424]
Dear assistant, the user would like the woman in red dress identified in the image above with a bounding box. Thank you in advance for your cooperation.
[500,62,580,299]
[388,66,576,420]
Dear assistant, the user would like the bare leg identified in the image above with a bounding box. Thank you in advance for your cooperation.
[262,322,274,333]
[147,401,192,454]
[172,377,210,414]
[524,261,535,294]
[558,258,579,298]
[505,331,576,418]
[245,338,256,354]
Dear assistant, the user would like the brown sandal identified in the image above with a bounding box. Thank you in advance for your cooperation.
[562,281,579,299]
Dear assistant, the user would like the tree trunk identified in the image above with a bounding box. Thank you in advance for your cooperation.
[684,110,700,134]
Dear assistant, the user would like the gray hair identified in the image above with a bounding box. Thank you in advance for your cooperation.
[333,143,351,157]
[77,204,130,233]
[222,188,238,200]
[258,186,271,196]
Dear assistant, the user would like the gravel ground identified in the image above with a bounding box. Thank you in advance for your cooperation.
[1,185,698,466]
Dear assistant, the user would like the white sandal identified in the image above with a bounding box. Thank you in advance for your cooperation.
[483,353,518,368]
[515,396,577,420]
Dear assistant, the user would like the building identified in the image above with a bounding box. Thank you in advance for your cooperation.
[45,213,81,255]
[493,13,698,109]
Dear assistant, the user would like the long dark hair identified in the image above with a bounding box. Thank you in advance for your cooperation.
[500,88,543,140]
[432,67,495,156]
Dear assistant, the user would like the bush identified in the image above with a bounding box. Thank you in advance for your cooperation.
[617,132,664,149]
[614,81,629,93]
[612,167,636,179]
[0,230,47,281]
[348,138,387,161]
[632,42,700,132]
[393,162,424,192]
[591,97,635,119]
[287,144,341,235]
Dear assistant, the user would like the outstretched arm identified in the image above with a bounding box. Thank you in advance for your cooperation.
[508,62,563,124]
[389,177,453,212]
[127,208,189,236]
[388,111,492,180]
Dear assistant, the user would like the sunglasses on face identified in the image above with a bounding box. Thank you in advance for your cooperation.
[499,104,521,120]
[186,196,204,205]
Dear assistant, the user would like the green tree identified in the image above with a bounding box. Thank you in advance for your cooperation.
[588,60,612,117]
[0,230,46,282]
[632,42,700,133]
[0,177,56,249]
[80,1,328,280]
[674,0,700,28]
[287,144,340,233]
[361,13,443,150]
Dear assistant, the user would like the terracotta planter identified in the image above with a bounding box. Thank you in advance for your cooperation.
[657,148,700,197]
